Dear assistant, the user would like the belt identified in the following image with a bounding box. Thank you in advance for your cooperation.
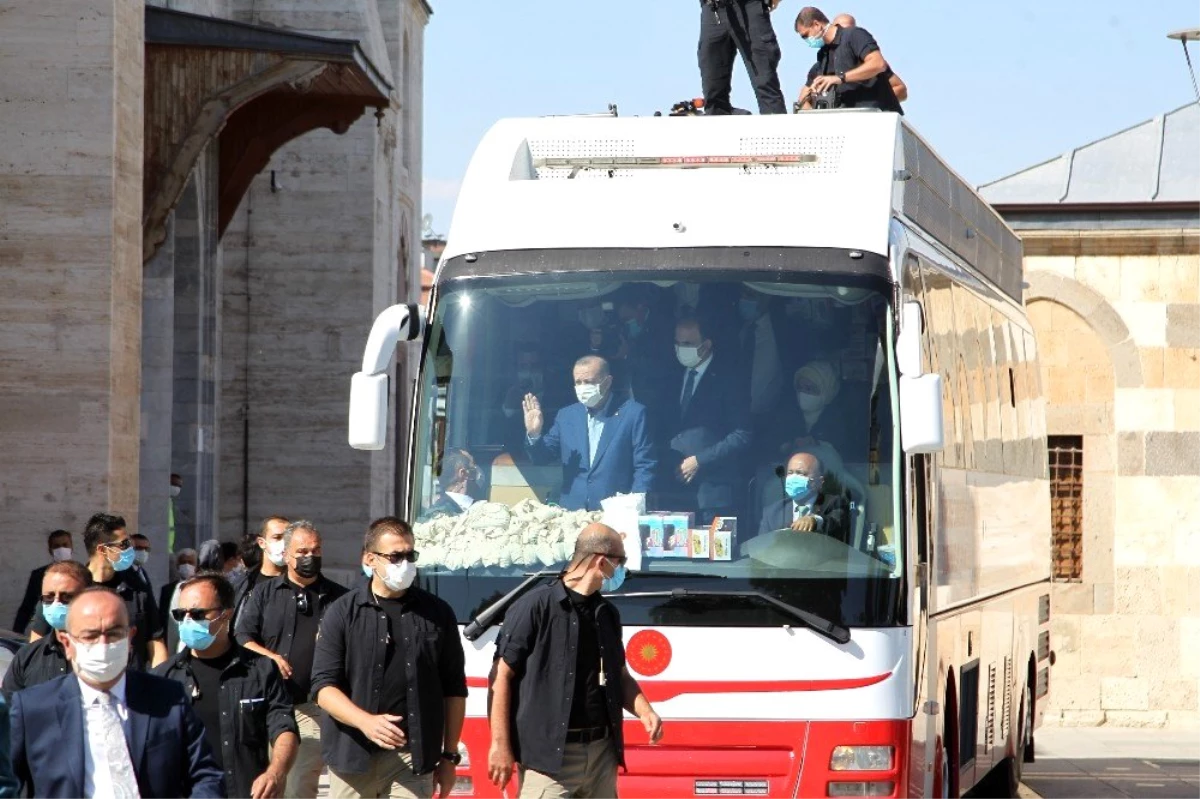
[564,726,609,744]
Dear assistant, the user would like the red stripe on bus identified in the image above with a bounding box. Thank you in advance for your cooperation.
[465,672,891,701]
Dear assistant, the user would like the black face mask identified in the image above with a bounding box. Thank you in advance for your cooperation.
[294,555,321,579]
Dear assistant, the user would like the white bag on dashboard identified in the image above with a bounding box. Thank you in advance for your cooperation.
[600,492,645,572]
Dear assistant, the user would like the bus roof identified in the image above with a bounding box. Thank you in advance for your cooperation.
[442,111,1023,302]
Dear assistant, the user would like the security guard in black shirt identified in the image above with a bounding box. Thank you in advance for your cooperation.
[155,573,299,799]
[794,6,902,113]
[698,0,788,115]
[1,561,90,699]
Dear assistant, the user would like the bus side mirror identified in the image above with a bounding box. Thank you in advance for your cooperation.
[349,303,424,450]
[900,373,945,454]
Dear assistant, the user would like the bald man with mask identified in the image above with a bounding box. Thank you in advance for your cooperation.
[10,587,224,798]
[489,524,663,798]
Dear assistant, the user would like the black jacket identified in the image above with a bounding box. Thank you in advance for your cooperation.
[1,634,70,700]
[663,354,753,511]
[154,644,298,798]
[310,583,467,775]
[494,581,628,776]
[756,493,851,543]
[233,574,347,661]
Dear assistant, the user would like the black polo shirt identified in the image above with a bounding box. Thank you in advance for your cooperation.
[310,583,467,776]
[29,569,163,672]
[1,634,70,700]
[808,25,902,114]
[233,573,347,703]
[494,581,628,776]
[153,644,299,799]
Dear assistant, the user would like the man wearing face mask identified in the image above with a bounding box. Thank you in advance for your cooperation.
[27,513,167,669]
[10,586,225,797]
[313,517,468,798]
[488,523,663,797]
[524,355,657,512]
[793,6,901,113]
[155,573,299,799]
[12,529,74,634]
[3,561,91,699]
[422,449,482,520]
[231,516,290,630]
[236,519,348,798]
[664,314,752,524]
[130,533,153,591]
[757,451,849,541]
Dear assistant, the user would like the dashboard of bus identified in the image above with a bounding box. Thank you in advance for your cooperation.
[410,263,906,629]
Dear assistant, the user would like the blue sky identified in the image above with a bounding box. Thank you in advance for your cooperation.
[421,1,1198,237]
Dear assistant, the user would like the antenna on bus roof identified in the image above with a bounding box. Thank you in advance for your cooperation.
[1167,27,1200,103]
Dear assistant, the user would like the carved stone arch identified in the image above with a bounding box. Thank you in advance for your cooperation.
[1024,270,1143,388]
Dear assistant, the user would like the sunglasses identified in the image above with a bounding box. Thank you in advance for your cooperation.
[40,592,77,605]
[104,539,132,551]
[372,550,419,565]
[171,607,223,622]
[295,592,310,614]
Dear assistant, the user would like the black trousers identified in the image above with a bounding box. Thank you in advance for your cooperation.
[697,0,786,115]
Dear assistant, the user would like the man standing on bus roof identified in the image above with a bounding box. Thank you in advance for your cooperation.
[794,6,902,113]
[523,355,657,511]
[488,523,663,798]
[697,0,788,116]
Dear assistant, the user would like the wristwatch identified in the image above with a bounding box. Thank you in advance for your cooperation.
[440,750,463,766]
[837,70,847,83]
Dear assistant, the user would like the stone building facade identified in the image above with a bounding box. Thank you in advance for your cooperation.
[982,102,1200,729]
[0,0,430,620]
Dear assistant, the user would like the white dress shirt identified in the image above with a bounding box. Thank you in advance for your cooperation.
[444,491,475,512]
[78,674,132,799]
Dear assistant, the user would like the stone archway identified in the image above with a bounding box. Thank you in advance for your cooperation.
[1024,271,1142,388]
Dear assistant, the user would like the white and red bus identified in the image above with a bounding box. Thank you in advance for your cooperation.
[350,111,1053,798]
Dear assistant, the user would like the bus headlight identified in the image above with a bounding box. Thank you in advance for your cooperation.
[829,745,894,771]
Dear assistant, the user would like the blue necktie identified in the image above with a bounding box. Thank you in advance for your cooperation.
[681,369,697,415]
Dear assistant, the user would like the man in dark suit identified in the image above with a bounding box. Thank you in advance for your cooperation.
[10,586,224,798]
[662,314,752,524]
[523,355,657,511]
[757,451,849,542]
[421,448,481,520]
[12,529,73,634]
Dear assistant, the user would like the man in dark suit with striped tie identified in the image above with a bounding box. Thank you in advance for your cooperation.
[757,451,849,542]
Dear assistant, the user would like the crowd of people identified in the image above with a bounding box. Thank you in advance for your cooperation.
[697,2,906,115]
[0,511,664,798]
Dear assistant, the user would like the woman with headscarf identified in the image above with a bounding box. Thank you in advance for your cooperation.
[781,361,845,454]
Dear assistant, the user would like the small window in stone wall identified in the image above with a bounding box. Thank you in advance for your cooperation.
[1048,435,1084,581]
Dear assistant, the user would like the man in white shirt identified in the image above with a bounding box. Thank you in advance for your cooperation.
[423,449,481,519]
[9,586,224,798]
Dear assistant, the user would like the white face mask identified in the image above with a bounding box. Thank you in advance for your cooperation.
[169,485,182,498]
[575,382,605,409]
[380,559,417,592]
[676,345,703,369]
[51,547,73,563]
[134,550,149,567]
[70,636,130,684]
[265,539,286,567]
[798,391,824,412]
[177,563,197,580]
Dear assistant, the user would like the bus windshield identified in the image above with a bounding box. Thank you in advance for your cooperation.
[412,263,904,628]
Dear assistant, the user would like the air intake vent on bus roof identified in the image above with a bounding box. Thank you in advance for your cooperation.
[900,126,1023,302]
[739,136,843,174]
[528,139,636,180]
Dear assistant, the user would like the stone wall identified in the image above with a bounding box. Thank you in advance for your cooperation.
[0,0,145,620]
[1022,230,1200,729]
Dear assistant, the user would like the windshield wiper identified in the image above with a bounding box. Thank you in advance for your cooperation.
[461,571,726,642]
[609,588,851,645]
[462,571,559,641]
